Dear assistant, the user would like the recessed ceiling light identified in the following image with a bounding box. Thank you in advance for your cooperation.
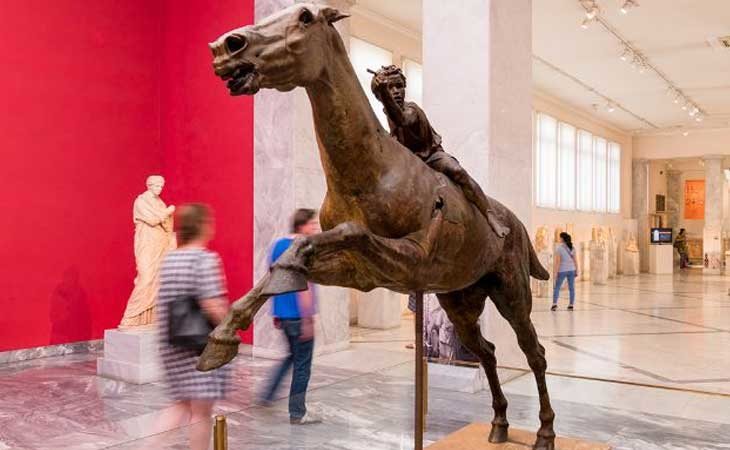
[620,0,638,14]
[682,131,689,136]
[586,5,599,20]
[606,103,616,112]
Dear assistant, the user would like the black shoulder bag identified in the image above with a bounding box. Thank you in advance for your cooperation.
[168,253,214,355]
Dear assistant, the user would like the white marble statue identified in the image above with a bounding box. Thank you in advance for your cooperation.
[623,232,640,275]
[607,227,618,279]
[579,241,591,281]
[119,175,176,329]
[531,226,552,298]
[590,228,609,285]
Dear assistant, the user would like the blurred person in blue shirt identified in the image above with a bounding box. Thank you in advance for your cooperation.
[260,208,321,424]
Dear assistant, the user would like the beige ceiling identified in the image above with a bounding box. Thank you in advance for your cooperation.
[354,0,730,134]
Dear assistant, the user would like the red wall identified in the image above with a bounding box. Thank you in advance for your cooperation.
[160,0,255,343]
[0,1,254,351]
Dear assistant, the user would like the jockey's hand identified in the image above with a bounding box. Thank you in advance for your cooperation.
[371,71,391,96]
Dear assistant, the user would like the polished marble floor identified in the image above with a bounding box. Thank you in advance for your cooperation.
[2,272,730,449]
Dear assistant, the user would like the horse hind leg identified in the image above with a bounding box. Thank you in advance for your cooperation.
[437,288,509,444]
[489,280,555,450]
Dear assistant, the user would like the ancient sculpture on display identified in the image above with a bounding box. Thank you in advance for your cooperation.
[531,226,552,298]
[625,233,639,252]
[623,232,640,275]
[535,226,549,253]
[590,227,609,285]
[553,226,564,244]
[607,227,618,279]
[199,4,556,449]
[119,175,176,328]
[369,64,509,238]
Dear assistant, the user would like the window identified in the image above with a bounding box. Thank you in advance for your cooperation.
[577,130,593,211]
[534,113,621,214]
[349,37,393,129]
[403,59,423,107]
[557,123,576,210]
[592,137,608,212]
[535,113,558,208]
[607,142,621,213]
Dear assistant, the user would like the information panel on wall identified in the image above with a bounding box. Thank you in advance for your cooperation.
[684,179,705,220]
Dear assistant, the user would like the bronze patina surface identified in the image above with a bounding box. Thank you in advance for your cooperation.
[201,4,555,449]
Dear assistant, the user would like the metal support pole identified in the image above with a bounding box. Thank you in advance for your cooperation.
[414,291,425,450]
[213,415,228,450]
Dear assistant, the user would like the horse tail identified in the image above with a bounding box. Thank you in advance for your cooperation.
[528,235,550,281]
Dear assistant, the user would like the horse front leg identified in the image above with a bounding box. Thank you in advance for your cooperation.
[198,219,439,371]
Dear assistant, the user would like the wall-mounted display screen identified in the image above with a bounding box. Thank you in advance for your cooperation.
[650,228,673,244]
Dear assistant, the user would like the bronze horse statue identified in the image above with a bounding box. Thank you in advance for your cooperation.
[200,4,555,449]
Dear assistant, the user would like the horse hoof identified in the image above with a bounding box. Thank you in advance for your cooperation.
[196,334,241,372]
[488,423,509,443]
[532,435,555,450]
[261,266,308,296]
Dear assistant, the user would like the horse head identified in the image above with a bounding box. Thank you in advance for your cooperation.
[208,3,348,96]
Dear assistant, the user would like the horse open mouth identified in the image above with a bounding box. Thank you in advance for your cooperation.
[221,62,259,96]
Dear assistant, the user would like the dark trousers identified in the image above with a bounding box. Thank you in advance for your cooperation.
[262,319,314,419]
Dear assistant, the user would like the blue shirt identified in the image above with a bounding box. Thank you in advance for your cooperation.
[556,243,576,273]
[270,237,317,319]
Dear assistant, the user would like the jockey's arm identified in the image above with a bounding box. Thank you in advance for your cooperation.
[380,92,417,127]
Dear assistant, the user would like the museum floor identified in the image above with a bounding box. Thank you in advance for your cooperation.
[2,271,730,450]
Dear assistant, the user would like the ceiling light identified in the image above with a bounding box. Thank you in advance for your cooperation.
[620,48,631,61]
[682,131,689,136]
[620,0,638,14]
[606,103,616,112]
[681,101,689,111]
[586,5,599,20]
[581,17,594,29]
[689,107,698,117]
[695,115,703,122]
[673,93,681,104]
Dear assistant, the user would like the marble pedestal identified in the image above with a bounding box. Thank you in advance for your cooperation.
[426,423,610,449]
[427,363,486,394]
[530,250,552,298]
[590,244,608,285]
[97,328,162,384]
[356,288,402,329]
[623,252,640,275]
[649,244,673,274]
[703,229,722,274]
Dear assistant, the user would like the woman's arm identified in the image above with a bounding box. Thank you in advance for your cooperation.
[553,251,561,277]
[199,297,229,325]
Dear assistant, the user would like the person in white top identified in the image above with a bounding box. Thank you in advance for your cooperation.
[552,232,578,311]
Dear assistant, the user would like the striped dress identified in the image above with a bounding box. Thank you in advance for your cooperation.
[157,248,230,400]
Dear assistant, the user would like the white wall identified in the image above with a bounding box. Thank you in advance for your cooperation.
[350,7,421,65]
[531,91,634,244]
[634,128,730,160]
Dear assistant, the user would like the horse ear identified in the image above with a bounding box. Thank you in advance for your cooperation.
[322,7,350,24]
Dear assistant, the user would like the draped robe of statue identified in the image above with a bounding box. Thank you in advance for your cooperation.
[119,190,175,328]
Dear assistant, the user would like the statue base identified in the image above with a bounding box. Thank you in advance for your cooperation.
[427,423,610,449]
[97,328,163,384]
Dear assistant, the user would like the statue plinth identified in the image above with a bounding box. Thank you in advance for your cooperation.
[96,328,163,384]
[427,423,610,449]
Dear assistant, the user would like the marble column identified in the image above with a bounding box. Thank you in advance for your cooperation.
[424,0,532,368]
[252,0,353,359]
[632,159,650,272]
[703,155,724,274]
[666,169,681,233]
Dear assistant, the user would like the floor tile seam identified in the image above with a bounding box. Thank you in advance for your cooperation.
[549,340,730,390]
[575,304,728,332]
[496,363,730,400]
[620,309,727,332]
[540,330,721,338]
[548,340,676,383]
